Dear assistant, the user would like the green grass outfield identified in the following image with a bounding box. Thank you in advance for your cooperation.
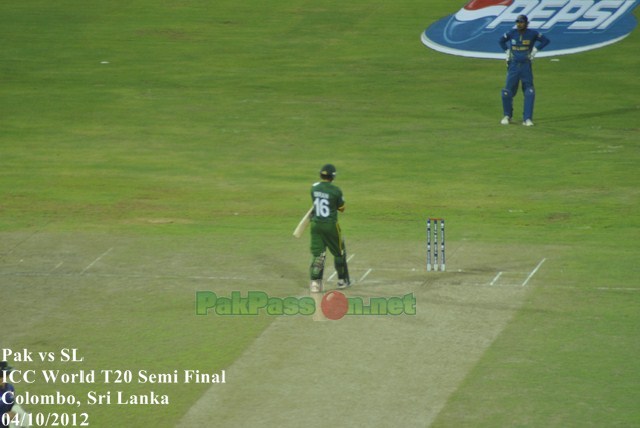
[1,0,639,426]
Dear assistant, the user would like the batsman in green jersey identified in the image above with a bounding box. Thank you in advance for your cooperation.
[309,164,350,293]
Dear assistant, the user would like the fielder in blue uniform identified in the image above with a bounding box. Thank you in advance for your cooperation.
[499,14,550,126]
[0,362,16,428]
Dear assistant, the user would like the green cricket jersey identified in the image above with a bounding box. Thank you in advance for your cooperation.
[310,180,344,223]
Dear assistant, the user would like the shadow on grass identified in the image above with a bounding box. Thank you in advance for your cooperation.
[539,105,640,124]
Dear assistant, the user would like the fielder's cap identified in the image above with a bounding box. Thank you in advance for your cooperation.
[320,164,337,178]
[0,361,13,373]
[516,14,528,23]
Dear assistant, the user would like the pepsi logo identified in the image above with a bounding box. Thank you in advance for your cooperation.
[422,0,640,58]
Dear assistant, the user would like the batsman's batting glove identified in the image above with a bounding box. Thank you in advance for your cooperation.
[529,47,538,60]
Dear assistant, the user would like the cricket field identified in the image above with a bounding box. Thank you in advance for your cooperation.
[1,1,638,427]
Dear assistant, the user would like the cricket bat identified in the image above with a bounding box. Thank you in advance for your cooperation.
[293,206,313,238]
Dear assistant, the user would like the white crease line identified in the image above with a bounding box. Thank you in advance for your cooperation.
[359,268,373,283]
[521,258,546,287]
[327,253,355,282]
[489,271,503,286]
[51,262,64,272]
[81,247,114,275]
[0,271,249,281]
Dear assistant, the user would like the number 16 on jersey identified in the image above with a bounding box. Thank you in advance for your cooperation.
[313,197,330,218]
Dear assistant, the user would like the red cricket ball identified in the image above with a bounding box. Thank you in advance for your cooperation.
[321,291,349,320]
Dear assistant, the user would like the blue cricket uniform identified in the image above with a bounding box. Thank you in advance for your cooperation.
[499,28,550,121]
[0,383,15,428]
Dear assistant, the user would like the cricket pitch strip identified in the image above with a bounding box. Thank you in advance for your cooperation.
[179,243,551,427]
[1,232,553,427]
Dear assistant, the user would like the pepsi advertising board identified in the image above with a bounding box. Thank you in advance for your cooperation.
[422,0,640,58]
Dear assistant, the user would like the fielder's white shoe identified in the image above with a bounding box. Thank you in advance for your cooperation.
[500,116,511,125]
[310,280,323,293]
[523,119,534,126]
[337,279,350,289]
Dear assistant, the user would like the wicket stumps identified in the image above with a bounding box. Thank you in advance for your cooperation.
[426,218,445,271]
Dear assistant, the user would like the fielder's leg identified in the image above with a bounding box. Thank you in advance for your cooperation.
[501,88,514,120]
[501,65,519,119]
[523,86,535,123]
[522,65,535,122]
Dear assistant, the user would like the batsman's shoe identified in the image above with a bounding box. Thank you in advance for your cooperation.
[337,279,350,289]
[310,280,323,293]
[523,119,534,127]
[500,116,511,125]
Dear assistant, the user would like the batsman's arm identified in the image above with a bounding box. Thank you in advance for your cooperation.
[292,206,313,238]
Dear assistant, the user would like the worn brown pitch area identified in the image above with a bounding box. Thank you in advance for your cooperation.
[179,241,554,427]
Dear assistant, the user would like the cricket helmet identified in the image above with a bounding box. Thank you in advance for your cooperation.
[0,361,13,373]
[516,14,528,24]
[320,164,337,179]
